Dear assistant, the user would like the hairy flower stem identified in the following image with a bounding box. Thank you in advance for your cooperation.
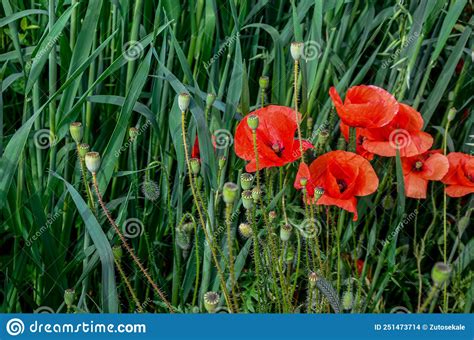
[191,222,200,307]
[418,283,440,313]
[225,203,239,312]
[293,60,304,162]
[114,258,143,312]
[91,174,174,313]
[336,210,345,294]
[249,208,264,312]
[180,111,233,312]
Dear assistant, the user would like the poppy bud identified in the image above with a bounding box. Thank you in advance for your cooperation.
[240,173,254,190]
[182,221,196,234]
[247,114,259,130]
[447,107,456,122]
[78,143,90,159]
[259,76,269,89]
[238,222,253,238]
[269,211,277,222]
[190,158,200,175]
[64,289,75,308]
[241,190,254,210]
[178,93,190,112]
[342,291,353,311]
[206,93,216,108]
[307,117,313,130]
[382,195,394,210]
[85,152,101,174]
[218,156,226,169]
[299,177,308,187]
[203,291,219,313]
[337,137,346,150]
[223,182,239,204]
[308,271,318,288]
[280,223,292,242]
[251,187,262,202]
[129,127,139,141]
[431,262,451,286]
[290,42,304,61]
[69,122,83,144]
[112,245,122,262]
[317,130,330,146]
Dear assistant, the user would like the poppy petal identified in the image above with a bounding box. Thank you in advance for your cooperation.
[445,185,474,197]
[404,172,428,199]
[317,195,359,221]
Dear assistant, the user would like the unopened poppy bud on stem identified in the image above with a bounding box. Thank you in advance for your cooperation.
[431,262,451,286]
[240,173,254,190]
[290,42,304,61]
[178,93,190,112]
[69,122,83,144]
[238,222,252,238]
[112,245,123,261]
[223,182,239,204]
[129,127,139,141]
[259,76,269,89]
[269,211,277,222]
[447,108,456,122]
[85,152,101,174]
[299,177,308,187]
[247,114,259,130]
[190,158,200,175]
[203,291,219,313]
[206,93,216,108]
[218,156,226,170]
[308,271,318,288]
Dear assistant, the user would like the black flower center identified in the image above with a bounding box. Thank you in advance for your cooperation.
[337,179,347,193]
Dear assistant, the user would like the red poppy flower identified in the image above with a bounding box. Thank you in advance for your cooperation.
[329,85,398,128]
[339,122,374,160]
[401,150,449,199]
[303,150,379,221]
[191,136,200,158]
[234,105,313,172]
[441,152,474,197]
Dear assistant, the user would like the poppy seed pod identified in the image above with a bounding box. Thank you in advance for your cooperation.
[447,107,456,122]
[129,127,139,141]
[69,122,83,144]
[64,289,75,308]
[223,182,239,204]
[78,143,90,159]
[251,187,262,202]
[280,223,292,242]
[313,187,324,202]
[240,173,254,190]
[206,93,216,108]
[247,114,259,130]
[290,42,304,60]
[190,158,200,176]
[112,245,123,262]
[218,156,226,170]
[238,222,253,238]
[241,190,254,210]
[317,129,330,146]
[308,271,318,288]
[203,291,219,313]
[178,93,190,112]
[431,262,451,286]
[259,76,269,89]
[85,152,101,174]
